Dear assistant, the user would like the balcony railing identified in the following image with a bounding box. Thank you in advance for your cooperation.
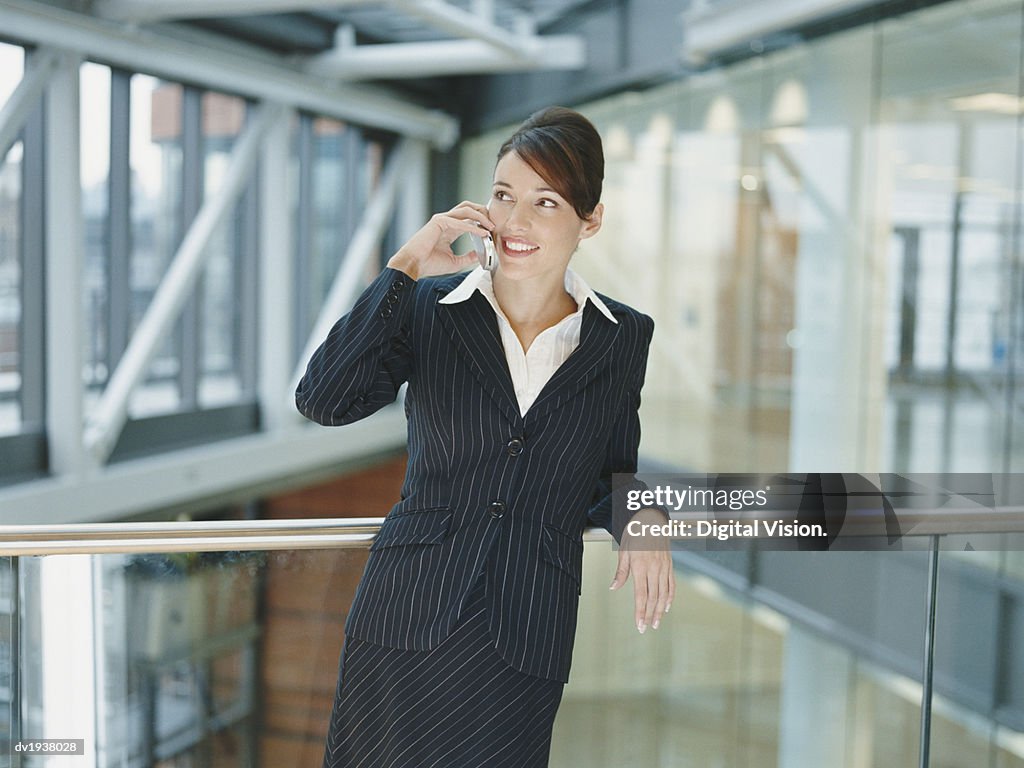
[0,511,1021,768]
[1,505,1022,555]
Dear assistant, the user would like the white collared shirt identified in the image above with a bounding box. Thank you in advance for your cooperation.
[439,266,618,416]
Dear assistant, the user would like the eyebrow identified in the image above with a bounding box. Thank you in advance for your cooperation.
[492,180,563,196]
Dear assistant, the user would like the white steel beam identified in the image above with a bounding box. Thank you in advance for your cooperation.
[85,103,284,464]
[390,0,534,60]
[682,0,877,63]
[395,138,430,246]
[0,48,59,162]
[258,107,296,431]
[95,0,531,63]
[290,138,413,396]
[0,408,408,524]
[94,0,374,22]
[45,54,89,477]
[0,0,457,148]
[306,35,585,79]
[471,0,495,24]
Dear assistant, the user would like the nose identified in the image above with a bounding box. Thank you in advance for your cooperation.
[504,201,530,233]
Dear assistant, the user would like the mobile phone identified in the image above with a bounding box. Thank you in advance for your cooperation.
[469,232,498,272]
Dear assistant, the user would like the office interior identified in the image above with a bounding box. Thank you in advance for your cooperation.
[0,0,1023,765]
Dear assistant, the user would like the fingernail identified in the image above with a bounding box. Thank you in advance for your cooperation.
[653,619,660,630]
[608,582,616,590]
[637,621,646,634]
[665,603,671,614]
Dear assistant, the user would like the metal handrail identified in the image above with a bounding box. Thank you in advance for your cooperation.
[0,518,616,555]
[0,506,1021,556]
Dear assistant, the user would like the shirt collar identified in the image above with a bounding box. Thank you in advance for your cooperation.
[438,266,618,325]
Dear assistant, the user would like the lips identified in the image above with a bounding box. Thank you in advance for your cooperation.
[501,236,539,257]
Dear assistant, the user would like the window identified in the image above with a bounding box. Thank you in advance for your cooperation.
[78,68,261,460]
[0,44,25,437]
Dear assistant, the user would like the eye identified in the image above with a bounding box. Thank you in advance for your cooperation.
[537,198,558,209]
[492,189,512,202]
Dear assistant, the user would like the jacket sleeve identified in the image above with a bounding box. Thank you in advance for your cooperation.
[295,267,416,426]
[586,313,667,543]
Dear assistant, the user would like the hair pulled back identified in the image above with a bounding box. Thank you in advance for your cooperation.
[497,106,604,220]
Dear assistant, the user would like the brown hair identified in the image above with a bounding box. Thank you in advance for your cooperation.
[496,106,604,220]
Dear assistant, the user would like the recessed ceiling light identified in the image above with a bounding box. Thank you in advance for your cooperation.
[949,92,1023,114]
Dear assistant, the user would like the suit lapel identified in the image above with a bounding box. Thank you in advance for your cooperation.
[434,285,524,425]
[434,284,621,426]
[524,301,619,423]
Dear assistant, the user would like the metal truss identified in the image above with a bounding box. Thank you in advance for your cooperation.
[309,0,585,79]
[0,48,59,162]
[0,40,421,521]
[93,0,377,22]
[306,35,585,79]
[0,0,459,147]
[89,0,586,79]
[84,104,285,464]
[0,0,585,522]
[683,0,880,63]
[289,139,421,393]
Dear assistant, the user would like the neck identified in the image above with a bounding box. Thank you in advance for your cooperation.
[491,269,576,327]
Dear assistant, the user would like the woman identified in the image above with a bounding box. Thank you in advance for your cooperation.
[296,106,674,768]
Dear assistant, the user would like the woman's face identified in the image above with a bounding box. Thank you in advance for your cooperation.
[488,151,602,284]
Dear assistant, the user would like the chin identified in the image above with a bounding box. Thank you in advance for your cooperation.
[495,256,533,274]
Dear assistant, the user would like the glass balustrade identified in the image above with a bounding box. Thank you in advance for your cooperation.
[0,523,1020,767]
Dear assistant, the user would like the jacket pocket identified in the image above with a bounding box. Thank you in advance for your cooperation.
[370,506,453,551]
[540,524,584,593]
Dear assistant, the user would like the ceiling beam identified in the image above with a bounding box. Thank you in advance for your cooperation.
[306,36,586,79]
[389,0,534,61]
[93,0,553,69]
[0,0,458,147]
[683,0,879,63]
[93,0,376,23]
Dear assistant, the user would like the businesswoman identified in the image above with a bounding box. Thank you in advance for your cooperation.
[296,106,674,768]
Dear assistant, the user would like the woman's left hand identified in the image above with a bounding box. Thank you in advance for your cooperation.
[609,509,676,633]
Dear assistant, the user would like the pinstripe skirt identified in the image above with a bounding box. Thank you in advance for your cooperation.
[322,569,565,768]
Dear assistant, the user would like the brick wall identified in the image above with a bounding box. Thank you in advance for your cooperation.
[258,453,406,767]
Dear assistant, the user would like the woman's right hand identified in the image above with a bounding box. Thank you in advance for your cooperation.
[386,200,495,281]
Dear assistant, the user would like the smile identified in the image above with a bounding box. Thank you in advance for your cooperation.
[501,237,539,257]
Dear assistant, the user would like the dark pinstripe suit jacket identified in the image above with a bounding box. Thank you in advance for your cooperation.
[295,266,655,682]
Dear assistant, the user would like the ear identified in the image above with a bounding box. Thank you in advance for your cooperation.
[578,202,603,241]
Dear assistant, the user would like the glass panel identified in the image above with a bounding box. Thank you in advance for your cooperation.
[294,116,375,357]
[457,12,1022,764]
[0,543,928,768]
[0,43,25,436]
[289,112,303,353]
[1007,534,1024,581]
[582,73,774,471]
[8,547,369,767]
[129,76,183,417]
[876,0,1023,474]
[198,92,246,409]
[310,117,348,326]
[928,539,1024,767]
[81,63,111,399]
[5,531,1022,768]
[0,557,14,767]
[554,545,942,767]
